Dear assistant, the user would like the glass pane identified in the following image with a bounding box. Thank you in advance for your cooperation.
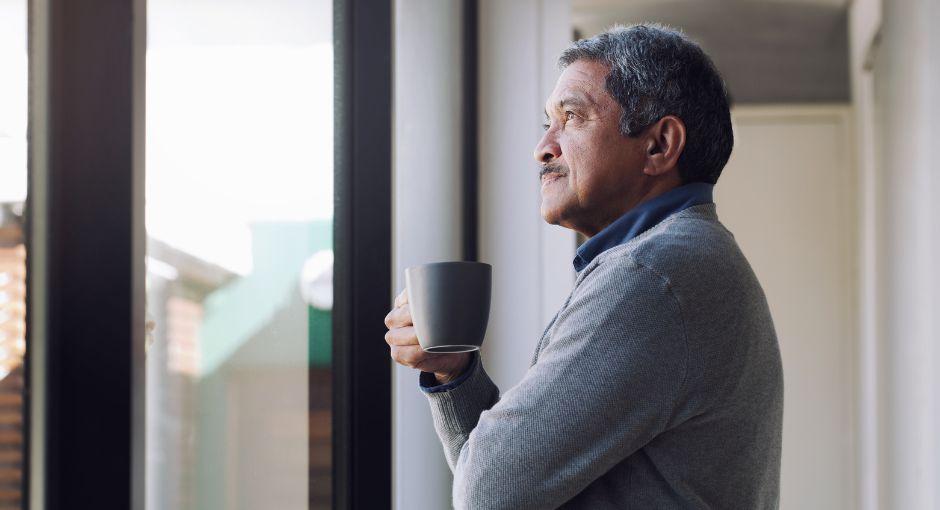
[0,0,27,508]
[144,2,333,508]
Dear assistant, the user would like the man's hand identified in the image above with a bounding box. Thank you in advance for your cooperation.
[384,288,471,384]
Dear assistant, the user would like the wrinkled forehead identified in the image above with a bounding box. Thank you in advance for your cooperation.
[545,60,610,112]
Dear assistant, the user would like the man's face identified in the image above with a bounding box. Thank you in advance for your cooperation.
[534,59,648,236]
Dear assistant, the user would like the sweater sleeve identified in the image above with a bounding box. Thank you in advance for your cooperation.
[418,350,483,394]
[421,256,690,510]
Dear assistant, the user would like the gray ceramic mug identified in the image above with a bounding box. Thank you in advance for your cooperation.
[404,261,491,353]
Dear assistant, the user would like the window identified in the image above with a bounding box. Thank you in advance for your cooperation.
[145,1,334,507]
[26,1,391,507]
[0,0,27,507]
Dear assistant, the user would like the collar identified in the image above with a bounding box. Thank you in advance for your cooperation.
[573,182,715,272]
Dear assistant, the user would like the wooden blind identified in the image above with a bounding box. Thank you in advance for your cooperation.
[0,245,26,510]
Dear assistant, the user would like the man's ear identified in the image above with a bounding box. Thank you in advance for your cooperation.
[642,115,686,177]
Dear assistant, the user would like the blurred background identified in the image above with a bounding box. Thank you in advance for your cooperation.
[3,0,939,509]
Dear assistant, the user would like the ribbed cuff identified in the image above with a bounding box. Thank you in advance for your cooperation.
[419,350,480,393]
[423,350,499,437]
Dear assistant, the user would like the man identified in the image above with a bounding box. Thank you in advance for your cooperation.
[384,24,783,509]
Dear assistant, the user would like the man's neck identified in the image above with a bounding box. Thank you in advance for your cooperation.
[581,179,683,238]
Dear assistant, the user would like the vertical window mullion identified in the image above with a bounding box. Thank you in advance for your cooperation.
[27,0,146,507]
[332,0,393,508]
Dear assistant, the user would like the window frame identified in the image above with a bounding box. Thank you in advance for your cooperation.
[26,0,394,508]
[332,0,393,508]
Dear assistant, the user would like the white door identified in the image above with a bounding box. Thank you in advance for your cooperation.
[715,105,857,510]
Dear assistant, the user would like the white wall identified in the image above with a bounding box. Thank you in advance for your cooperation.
[478,0,576,391]
[392,1,464,509]
[870,0,939,508]
[717,105,857,510]
[848,0,882,507]
[850,0,940,507]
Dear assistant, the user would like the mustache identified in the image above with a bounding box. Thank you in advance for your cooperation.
[539,163,568,177]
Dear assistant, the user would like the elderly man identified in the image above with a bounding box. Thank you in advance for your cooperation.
[384,24,783,509]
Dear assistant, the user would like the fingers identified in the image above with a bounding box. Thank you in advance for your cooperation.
[393,288,409,308]
[387,289,428,371]
[384,326,418,346]
[389,344,435,370]
[384,303,412,328]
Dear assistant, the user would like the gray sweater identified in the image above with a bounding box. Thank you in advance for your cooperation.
[422,204,783,509]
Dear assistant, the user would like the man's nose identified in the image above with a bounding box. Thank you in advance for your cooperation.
[533,130,561,164]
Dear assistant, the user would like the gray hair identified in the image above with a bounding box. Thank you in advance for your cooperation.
[559,23,733,184]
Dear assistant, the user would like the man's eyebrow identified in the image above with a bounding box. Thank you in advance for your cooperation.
[560,96,591,110]
[545,95,593,117]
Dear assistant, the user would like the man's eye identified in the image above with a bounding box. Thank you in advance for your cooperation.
[565,111,576,121]
[542,123,550,131]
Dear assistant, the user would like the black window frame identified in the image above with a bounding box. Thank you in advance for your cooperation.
[26,0,394,508]
[332,0,393,508]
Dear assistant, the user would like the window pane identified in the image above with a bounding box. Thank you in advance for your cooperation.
[0,0,27,508]
[145,2,333,508]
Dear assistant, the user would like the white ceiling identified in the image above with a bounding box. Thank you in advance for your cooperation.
[571,0,850,103]
[574,0,850,9]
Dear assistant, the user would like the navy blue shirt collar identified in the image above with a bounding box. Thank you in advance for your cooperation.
[573,182,714,272]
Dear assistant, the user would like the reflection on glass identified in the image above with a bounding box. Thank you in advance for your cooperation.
[145,1,333,508]
[0,0,27,508]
